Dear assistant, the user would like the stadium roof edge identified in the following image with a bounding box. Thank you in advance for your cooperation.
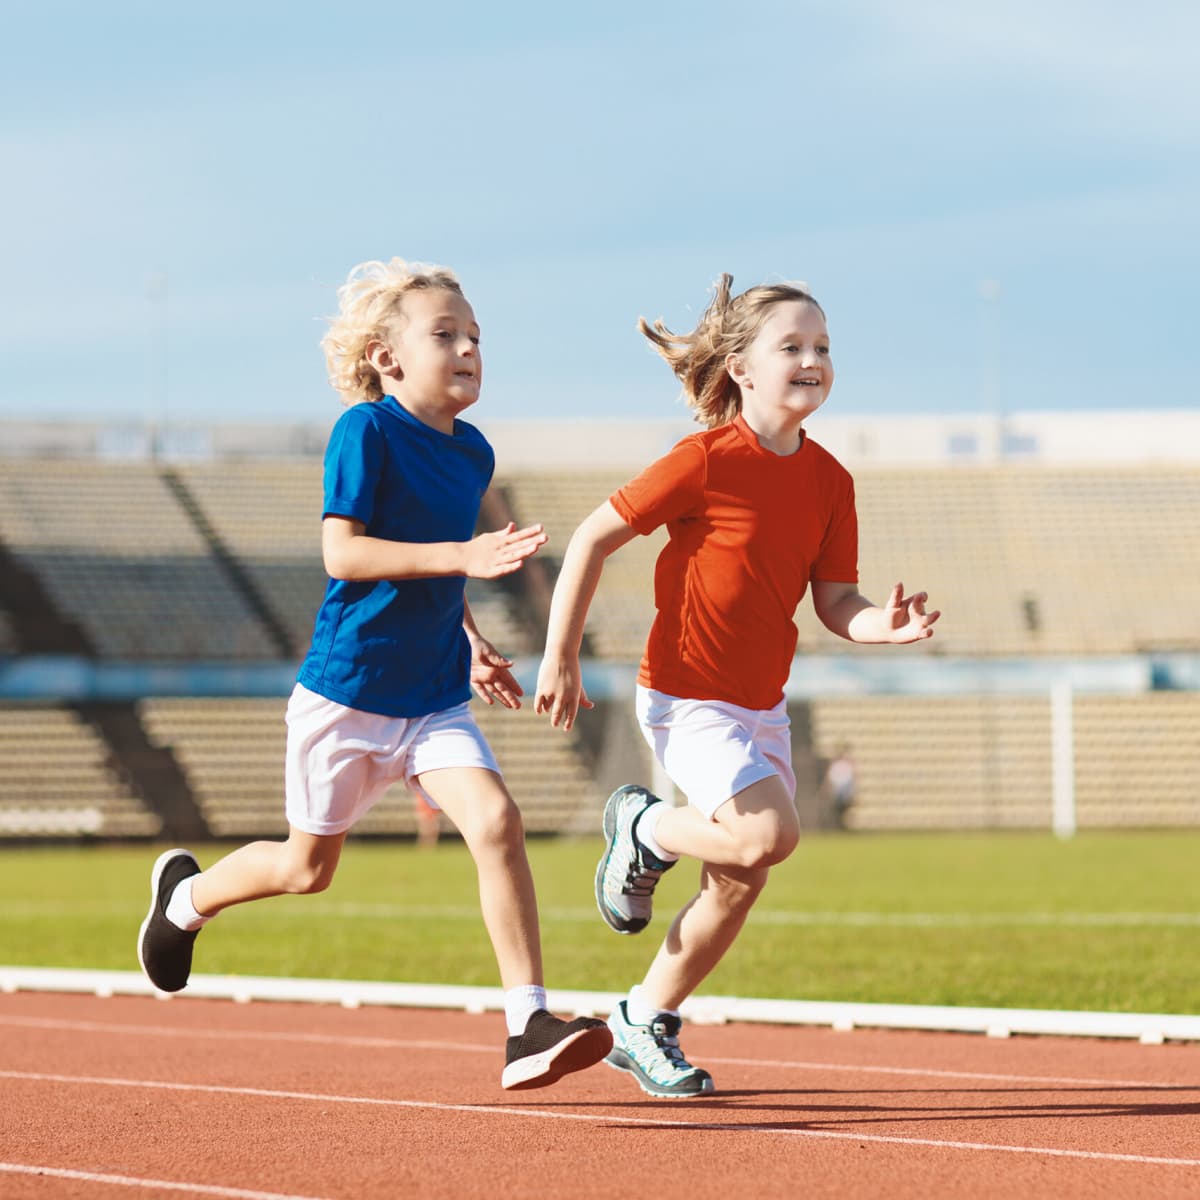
[2,410,1200,467]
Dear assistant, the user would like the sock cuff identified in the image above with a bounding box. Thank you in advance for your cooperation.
[626,984,679,1027]
[504,984,548,1036]
[163,874,211,932]
[634,800,679,863]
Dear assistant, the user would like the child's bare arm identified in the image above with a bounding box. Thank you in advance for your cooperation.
[463,597,523,709]
[535,501,637,729]
[812,580,940,644]
[322,516,547,582]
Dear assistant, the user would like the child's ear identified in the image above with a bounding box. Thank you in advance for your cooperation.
[725,352,750,389]
[366,338,403,380]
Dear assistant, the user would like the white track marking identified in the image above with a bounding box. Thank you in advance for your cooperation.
[2,1013,1197,1092]
[4,1070,1199,1169]
[0,1013,495,1054]
[6,901,1200,927]
[0,1162,328,1199]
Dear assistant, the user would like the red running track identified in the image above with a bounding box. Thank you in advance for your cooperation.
[2,991,1198,1199]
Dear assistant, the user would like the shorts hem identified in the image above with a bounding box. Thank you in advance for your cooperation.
[285,813,357,837]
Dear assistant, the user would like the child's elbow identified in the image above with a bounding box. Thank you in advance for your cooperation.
[322,548,357,581]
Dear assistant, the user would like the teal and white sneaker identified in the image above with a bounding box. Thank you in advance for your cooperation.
[605,1001,714,1098]
[595,784,675,934]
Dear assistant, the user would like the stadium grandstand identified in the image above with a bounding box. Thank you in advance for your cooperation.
[1,410,1198,841]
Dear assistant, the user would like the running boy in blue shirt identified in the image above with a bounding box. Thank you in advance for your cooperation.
[138,258,612,1090]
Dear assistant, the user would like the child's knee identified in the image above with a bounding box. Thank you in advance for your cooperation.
[465,790,526,852]
[279,852,338,894]
[733,819,799,869]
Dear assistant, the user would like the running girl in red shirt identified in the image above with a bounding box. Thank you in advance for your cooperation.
[535,274,940,1097]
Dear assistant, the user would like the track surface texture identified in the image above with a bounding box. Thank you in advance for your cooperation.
[2,991,1198,1199]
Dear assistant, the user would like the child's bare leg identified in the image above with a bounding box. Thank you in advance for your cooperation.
[191,828,347,917]
[423,766,612,1088]
[632,776,796,1009]
[638,861,768,1010]
[418,766,543,989]
[652,775,800,869]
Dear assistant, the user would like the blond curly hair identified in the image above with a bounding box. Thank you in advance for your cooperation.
[321,258,465,405]
[639,273,825,429]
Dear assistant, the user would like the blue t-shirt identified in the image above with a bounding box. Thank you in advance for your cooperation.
[297,397,495,718]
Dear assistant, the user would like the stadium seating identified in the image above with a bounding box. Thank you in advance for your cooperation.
[1,452,1198,838]
[809,692,1200,830]
[794,466,1200,657]
[0,607,16,656]
[0,704,162,837]
[0,460,276,659]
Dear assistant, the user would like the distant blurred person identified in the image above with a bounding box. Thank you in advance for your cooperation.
[823,743,857,830]
[536,273,939,1097]
[414,789,441,848]
[138,257,611,1090]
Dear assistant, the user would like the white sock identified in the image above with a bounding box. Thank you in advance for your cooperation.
[626,984,677,1028]
[504,984,548,1036]
[163,875,212,932]
[635,801,678,863]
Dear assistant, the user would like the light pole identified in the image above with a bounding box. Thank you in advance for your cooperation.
[978,278,1002,462]
[145,271,169,460]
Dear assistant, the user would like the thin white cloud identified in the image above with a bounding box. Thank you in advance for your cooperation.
[846,0,1200,144]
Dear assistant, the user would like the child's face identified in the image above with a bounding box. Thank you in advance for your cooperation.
[732,299,833,425]
[378,288,482,422]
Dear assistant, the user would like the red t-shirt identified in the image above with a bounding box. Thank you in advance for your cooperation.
[610,414,858,710]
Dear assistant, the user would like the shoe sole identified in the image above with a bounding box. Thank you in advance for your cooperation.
[603,1049,715,1099]
[136,848,198,991]
[502,1023,614,1090]
[594,785,649,935]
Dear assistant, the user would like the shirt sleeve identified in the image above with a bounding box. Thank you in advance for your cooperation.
[610,437,706,535]
[322,406,385,524]
[811,474,859,583]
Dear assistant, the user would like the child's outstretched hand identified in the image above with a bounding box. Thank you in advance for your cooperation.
[468,636,524,709]
[463,522,547,580]
[883,582,941,642]
[534,653,594,730]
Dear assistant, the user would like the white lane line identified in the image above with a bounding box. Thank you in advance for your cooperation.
[0,1013,494,1054]
[0,1162,328,1200]
[6,902,1200,927]
[1,1014,1194,1092]
[4,1069,1199,1169]
[706,1055,1200,1091]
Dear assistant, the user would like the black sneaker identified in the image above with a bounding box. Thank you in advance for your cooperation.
[501,1009,614,1090]
[137,848,202,993]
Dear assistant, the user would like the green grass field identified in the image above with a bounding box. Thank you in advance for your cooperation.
[3,830,1198,1014]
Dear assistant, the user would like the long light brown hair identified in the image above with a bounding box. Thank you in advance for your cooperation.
[639,274,824,428]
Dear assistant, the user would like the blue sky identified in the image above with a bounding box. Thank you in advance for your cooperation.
[2,1,1197,429]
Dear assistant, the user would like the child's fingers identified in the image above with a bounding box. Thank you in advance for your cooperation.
[501,522,545,544]
[505,534,548,564]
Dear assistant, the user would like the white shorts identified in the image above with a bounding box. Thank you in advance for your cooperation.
[635,686,795,820]
[284,683,500,836]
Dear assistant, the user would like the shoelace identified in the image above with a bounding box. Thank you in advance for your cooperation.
[621,855,664,897]
[630,1027,691,1076]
